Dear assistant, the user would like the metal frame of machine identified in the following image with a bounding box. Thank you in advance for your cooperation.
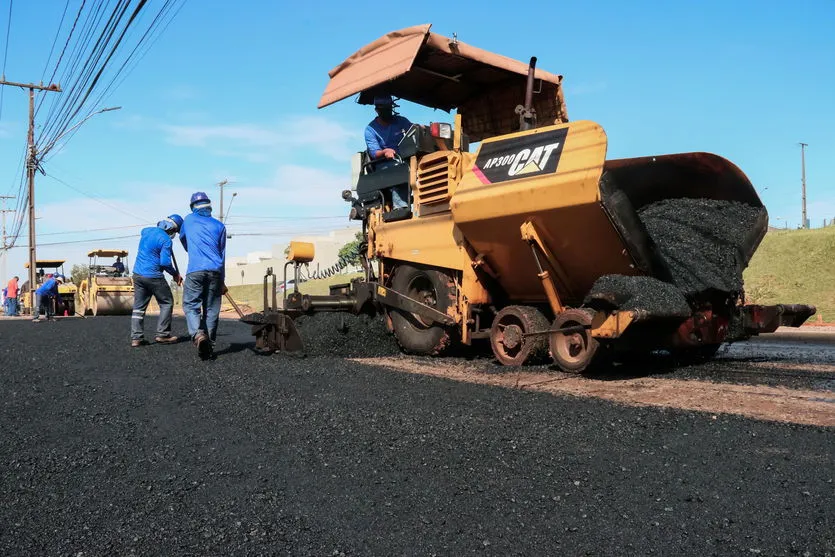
[241,24,815,371]
[78,249,134,316]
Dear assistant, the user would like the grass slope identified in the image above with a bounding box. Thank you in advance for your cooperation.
[226,273,363,311]
[744,226,835,321]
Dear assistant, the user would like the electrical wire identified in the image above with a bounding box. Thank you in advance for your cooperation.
[39,0,71,84]
[0,0,14,121]
[45,172,150,223]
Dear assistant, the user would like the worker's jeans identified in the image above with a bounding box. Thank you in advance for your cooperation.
[183,270,223,342]
[32,294,54,320]
[131,275,174,340]
[4,297,17,316]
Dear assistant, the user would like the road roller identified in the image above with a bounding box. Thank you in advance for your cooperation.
[19,260,77,316]
[241,24,815,372]
[78,249,134,316]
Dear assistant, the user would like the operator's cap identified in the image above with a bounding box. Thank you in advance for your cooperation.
[373,95,394,106]
[56,276,64,283]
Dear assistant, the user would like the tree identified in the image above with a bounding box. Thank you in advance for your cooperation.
[338,231,365,266]
[70,264,87,287]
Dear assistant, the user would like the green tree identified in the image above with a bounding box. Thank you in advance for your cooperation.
[70,264,87,287]
[338,231,365,266]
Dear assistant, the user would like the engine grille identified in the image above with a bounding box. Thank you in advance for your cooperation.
[415,152,459,206]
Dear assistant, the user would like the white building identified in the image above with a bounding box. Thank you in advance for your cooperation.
[225,227,361,286]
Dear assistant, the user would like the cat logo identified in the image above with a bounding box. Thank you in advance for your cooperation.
[472,127,568,185]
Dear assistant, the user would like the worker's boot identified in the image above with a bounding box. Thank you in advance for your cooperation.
[131,339,149,348]
[194,332,212,358]
[155,335,178,344]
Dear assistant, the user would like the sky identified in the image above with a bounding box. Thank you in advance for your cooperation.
[0,0,833,279]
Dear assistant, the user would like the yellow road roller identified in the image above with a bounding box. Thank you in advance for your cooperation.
[20,260,78,316]
[241,24,815,371]
[78,249,134,316]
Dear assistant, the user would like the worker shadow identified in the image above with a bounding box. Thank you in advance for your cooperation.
[212,342,255,357]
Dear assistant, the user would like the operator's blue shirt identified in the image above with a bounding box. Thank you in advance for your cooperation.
[364,115,412,158]
[180,210,226,281]
[36,278,59,297]
[134,226,177,279]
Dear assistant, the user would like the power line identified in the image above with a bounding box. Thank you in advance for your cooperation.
[0,0,14,120]
[45,172,151,223]
[39,0,71,84]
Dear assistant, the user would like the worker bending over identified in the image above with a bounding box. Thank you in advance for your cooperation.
[180,192,227,358]
[32,274,63,322]
[131,214,184,348]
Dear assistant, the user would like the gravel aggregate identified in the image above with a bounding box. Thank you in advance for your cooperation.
[294,313,400,358]
[637,198,766,297]
[585,274,692,317]
[1,317,833,556]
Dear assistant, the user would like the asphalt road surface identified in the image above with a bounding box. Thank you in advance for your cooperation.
[1,316,833,555]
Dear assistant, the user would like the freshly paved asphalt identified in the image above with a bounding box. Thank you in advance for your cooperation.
[1,315,832,555]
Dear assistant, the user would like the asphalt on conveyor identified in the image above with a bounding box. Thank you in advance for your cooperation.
[1,316,833,555]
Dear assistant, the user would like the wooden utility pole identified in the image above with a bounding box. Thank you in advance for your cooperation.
[0,195,14,284]
[799,142,808,229]
[0,79,62,304]
[217,179,229,221]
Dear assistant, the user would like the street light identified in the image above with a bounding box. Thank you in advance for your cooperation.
[223,192,238,224]
[38,105,122,160]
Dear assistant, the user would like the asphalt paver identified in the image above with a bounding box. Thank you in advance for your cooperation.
[1,317,832,555]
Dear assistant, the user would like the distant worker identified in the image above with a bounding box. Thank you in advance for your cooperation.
[113,256,126,276]
[130,214,184,348]
[364,95,412,209]
[6,275,19,316]
[33,275,63,322]
[180,192,227,358]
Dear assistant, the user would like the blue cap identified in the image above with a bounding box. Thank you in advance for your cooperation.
[190,191,211,208]
[373,95,394,106]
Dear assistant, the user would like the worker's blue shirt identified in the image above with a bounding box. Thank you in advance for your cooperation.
[36,278,59,297]
[134,226,177,279]
[180,209,226,281]
[364,116,412,158]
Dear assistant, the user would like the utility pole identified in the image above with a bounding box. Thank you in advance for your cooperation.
[0,196,14,284]
[0,79,62,305]
[217,179,229,221]
[799,142,808,229]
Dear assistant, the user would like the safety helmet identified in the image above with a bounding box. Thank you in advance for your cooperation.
[373,94,394,106]
[189,191,211,209]
[166,213,184,230]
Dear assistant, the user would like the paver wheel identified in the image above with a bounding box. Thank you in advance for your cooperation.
[490,305,550,366]
[549,308,600,373]
[388,264,457,356]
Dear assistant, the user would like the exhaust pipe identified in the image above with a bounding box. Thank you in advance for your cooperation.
[517,56,537,131]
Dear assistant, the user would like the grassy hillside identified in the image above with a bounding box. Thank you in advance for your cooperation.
[744,226,835,321]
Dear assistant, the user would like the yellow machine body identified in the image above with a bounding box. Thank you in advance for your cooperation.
[78,249,134,316]
[20,259,78,315]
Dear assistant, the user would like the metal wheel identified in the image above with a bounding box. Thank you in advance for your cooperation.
[490,305,549,366]
[549,308,600,373]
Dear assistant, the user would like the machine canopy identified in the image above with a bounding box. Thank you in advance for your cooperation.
[318,24,568,143]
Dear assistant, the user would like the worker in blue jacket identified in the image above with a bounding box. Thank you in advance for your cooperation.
[130,214,184,348]
[180,192,227,358]
[33,275,63,322]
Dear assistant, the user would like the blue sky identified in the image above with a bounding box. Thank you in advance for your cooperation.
[0,0,833,276]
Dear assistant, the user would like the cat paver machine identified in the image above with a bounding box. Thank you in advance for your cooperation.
[241,24,815,371]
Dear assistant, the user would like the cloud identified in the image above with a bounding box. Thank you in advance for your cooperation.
[159,85,200,101]
[160,115,360,162]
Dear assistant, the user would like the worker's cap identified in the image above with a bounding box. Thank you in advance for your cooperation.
[189,191,211,209]
[55,276,64,283]
[373,95,396,106]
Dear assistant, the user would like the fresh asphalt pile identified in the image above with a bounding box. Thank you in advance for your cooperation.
[585,275,692,317]
[294,313,400,357]
[588,198,766,314]
[1,317,833,555]
[638,198,766,296]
